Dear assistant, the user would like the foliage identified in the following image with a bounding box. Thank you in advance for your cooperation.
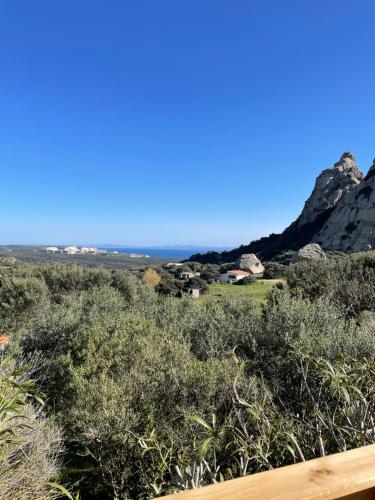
[286,252,375,317]
[185,277,209,293]
[156,277,185,296]
[263,261,287,279]
[233,275,257,285]
[0,357,64,499]
[0,259,375,497]
[143,268,161,286]
[199,265,220,284]
[0,274,49,331]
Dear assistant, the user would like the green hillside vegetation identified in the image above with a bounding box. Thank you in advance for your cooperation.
[1,254,375,497]
[187,210,334,264]
[0,245,166,269]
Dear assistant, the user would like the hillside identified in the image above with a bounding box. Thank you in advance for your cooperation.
[188,152,366,263]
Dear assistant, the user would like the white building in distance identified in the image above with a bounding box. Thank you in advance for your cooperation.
[218,270,251,284]
[45,246,59,253]
[63,246,80,255]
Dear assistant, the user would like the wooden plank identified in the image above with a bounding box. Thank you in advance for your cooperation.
[162,444,375,499]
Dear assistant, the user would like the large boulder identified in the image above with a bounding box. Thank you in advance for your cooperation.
[236,254,265,275]
[291,243,326,263]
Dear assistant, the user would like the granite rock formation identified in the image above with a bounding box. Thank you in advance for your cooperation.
[188,152,375,264]
[316,159,375,252]
[236,253,265,274]
[291,243,326,263]
[295,152,362,227]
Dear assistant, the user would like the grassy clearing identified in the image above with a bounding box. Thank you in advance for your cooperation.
[207,279,282,305]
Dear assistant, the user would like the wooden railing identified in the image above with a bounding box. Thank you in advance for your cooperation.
[163,444,375,499]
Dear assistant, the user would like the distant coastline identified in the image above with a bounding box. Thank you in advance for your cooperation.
[102,246,229,260]
[0,244,230,262]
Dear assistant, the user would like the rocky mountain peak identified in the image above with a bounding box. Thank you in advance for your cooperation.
[334,151,356,166]
[316,157,375,252]
[187,151,374,265]
[295,152,363,227]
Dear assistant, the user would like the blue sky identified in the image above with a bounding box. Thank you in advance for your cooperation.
[0,1,374,247]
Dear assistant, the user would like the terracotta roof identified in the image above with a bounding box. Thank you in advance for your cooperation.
[0,336,10,348]
[228,270,250,276]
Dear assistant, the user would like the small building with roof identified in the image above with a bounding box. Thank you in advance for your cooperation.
[218,269,251,284]
[186,288,200,298]
[45,246,59,253]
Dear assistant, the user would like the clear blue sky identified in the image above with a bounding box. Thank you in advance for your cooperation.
[0,1,374,247]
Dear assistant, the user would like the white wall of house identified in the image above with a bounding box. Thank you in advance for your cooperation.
[218,272,249,283]
[45,246,59,253]
[228,273,246,283]
[181,272,194,280]
[181,271,200,280]
[218,273,230,283]
[187,288,200,298]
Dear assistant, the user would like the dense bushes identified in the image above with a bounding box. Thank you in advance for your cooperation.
[0,274,49,331]
[263,261,286,279]
[1,258,375,497]
[287,252,375,316]
[21,285,244,497]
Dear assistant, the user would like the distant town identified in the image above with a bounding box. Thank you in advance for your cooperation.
[44,246,150,258]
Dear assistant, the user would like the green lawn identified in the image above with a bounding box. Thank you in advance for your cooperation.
[207,279,281,305]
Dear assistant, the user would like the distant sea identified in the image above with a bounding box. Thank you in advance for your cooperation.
[102,247,227,260]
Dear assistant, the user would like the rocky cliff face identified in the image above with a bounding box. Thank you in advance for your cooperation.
[316,159,375,252]
[294,152,363,227]
[188,152,365,263]
[189,153,363,263]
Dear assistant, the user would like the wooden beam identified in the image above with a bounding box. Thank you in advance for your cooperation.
[162,444,375,499]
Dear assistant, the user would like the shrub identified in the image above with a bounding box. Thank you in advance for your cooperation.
[263,261,287,279]
[233,275,257,285]
[0,357,63,499]
[0,275,50,330]
[185,277,209,293]
[287,252,375,317]
[156,277,185,296]
[143,268,161,286]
